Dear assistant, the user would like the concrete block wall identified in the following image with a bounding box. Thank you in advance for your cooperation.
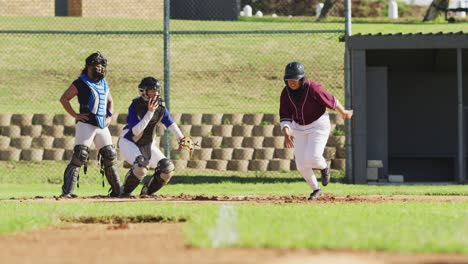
[0,0,54,17]
[0,113,347,171]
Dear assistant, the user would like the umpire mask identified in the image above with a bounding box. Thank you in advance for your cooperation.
[91,66,106,81]
[85,52,107,81]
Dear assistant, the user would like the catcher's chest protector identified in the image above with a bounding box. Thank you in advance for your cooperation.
[133,97,165,146]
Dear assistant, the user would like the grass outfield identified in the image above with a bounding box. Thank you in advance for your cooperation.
[0,160,467,252]
[0,199,467,253]
[1,17,467,254]
[1,181,468,200]
[1,161,467,198]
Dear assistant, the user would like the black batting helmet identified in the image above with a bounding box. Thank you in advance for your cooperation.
[138,77,161,100]
[85,52,107,67]
[284,61,305,80]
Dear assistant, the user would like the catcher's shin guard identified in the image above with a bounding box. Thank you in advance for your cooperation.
[122,155,149,196]
[157,158,175,183]
[132,155,149,178]
[99,145,121,197]
[140,169,165,196]
[61,145,89,196]
[104,166,121,197]
[122,169,141,196]
[61,164,80,196]
[140,158,174,195]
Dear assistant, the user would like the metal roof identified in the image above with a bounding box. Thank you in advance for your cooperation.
[348,31,468,49]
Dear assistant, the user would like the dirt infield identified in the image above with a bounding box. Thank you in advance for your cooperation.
[6,193,468,203]
[1,222,468,264]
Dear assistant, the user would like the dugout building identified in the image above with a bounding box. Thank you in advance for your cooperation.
[348,32,468,184]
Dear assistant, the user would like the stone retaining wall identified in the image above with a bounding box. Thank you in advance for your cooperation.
[0,113,347,171]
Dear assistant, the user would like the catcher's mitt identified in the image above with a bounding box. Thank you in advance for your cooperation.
[178,137,198,158]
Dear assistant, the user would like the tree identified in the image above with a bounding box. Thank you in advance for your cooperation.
[423,0,449,21]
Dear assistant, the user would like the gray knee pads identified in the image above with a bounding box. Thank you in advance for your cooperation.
[70,145,89,167]
[99,145,117,167]
[132,155,149,179]
[158,158,175,183]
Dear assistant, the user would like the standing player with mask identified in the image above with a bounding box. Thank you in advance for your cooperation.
[118,76,185,197]
[279,61,353,200]
[59,52,121,198]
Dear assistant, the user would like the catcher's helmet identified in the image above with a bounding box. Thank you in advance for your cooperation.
[284,61,305,80]
[85,52,107,67]
[138,77,161,100]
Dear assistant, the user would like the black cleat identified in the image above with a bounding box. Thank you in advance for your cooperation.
[321,163,331,187]
[308,189,322,200]
[109,191,121,198]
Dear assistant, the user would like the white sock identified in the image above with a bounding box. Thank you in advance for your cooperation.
[299,169,319,190]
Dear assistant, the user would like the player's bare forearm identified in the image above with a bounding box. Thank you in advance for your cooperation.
[335,100,353,119]
[60,86,78,119]
[282,126,294,148]
[105,96,114,126]
[60,85,89,122]
[60,100,77,118]
[107,94,114,115]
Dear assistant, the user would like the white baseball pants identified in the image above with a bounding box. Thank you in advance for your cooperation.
[74,121,113,150]
[118,129,165,169]
[291,112,330,190]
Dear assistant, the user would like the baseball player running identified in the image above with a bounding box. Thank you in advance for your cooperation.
[59,52,121,198]
[279,61,353,200]
[118,76,185,197]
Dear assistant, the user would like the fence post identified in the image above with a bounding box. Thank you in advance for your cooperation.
[164,0,171,158]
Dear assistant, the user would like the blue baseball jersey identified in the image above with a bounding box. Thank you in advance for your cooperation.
[73,75,110,128]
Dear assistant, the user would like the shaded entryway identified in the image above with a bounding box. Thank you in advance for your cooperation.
[348,33,468,184]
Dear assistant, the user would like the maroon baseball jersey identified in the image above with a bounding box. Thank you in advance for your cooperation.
[279,80,336,126]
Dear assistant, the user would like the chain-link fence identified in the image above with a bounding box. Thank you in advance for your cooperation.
[0,0,345,114]
[0,0,347,186]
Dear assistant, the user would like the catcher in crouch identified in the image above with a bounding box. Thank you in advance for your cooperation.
[118,76,186,196]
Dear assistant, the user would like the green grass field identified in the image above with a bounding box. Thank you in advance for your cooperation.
[2,161,468,197]
[0,160,467,253]
[1,17,467,113]
[0,184,467,253]
[3,201,466,253]
[1,17,468,254]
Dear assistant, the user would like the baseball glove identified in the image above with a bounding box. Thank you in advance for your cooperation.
[178,137,198,158]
